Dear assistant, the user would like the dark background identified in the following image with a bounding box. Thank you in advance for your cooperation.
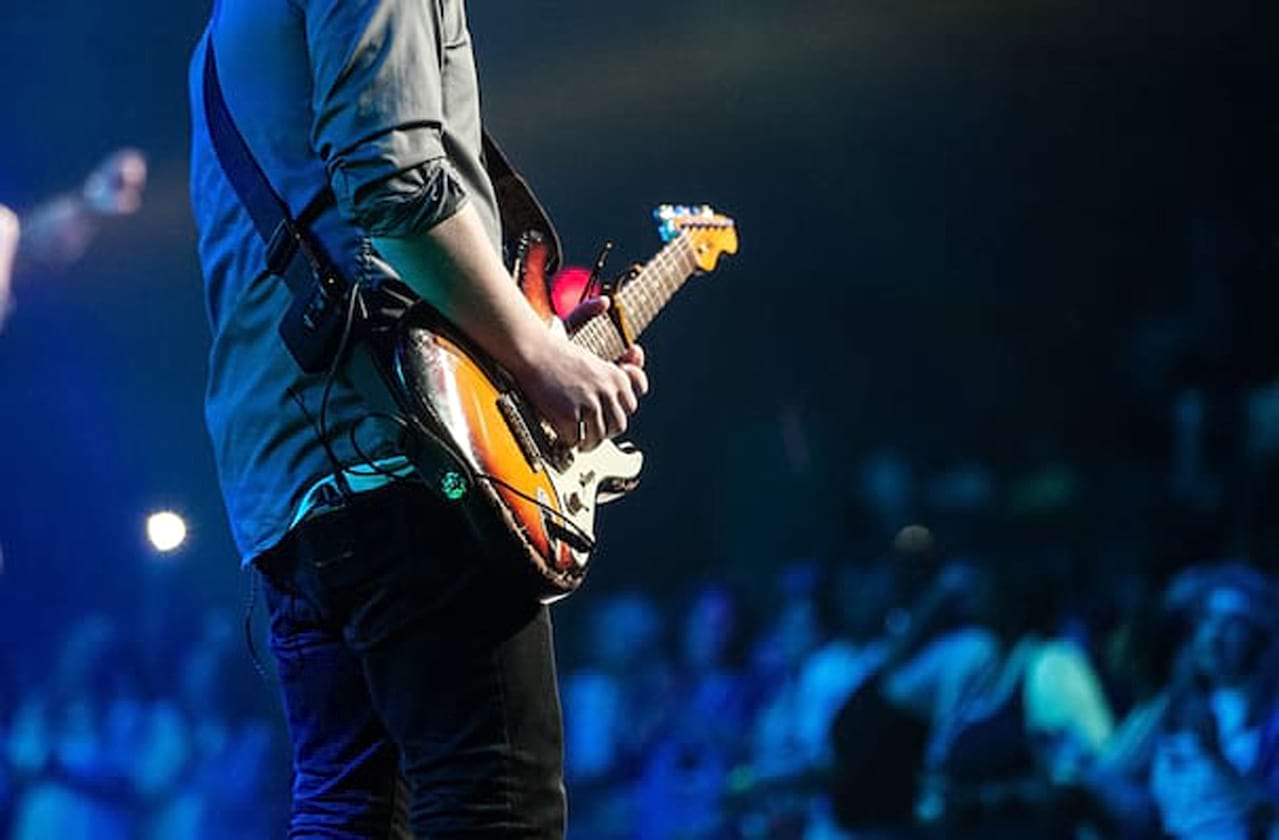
[1,0,1277,719]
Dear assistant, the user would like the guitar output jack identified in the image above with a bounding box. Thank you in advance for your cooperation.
[440,470,469,501]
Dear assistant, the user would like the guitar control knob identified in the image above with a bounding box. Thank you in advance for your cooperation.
[566,493,585,515]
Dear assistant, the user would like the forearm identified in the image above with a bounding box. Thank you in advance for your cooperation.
[372,201,551,376]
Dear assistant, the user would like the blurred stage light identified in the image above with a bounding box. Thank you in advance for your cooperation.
[551,266,592,318]
[146,510,188,553]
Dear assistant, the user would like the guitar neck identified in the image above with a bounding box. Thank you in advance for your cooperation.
[571,233,699,360]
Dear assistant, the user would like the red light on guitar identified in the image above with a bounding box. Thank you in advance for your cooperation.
[550,266,592,319]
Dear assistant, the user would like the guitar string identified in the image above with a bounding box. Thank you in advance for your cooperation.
[596,233,675,342]
[611,234,681,354]
[650,232,697,316]
[321,231,703,571]
[571,230,704,360]
[626,234,681,325]
[626,232,695,334]
[601,232,681,344]
[593,232,694,356]
[480,235,704,550]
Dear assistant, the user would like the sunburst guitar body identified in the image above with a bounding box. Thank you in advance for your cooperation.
[392,205,737,602]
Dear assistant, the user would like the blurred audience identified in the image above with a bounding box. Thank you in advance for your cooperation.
[1088,564,1279,839]
[3,306,1279,839]
[912,560,1115,838]
[633,584,755,839]
[0,610,280,839]
[563,593,674,838]
[3,506,1277,840]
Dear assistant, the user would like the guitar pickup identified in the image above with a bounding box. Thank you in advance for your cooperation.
[497,394,542,471]
[534,418,574,473]
[498,393,574,473]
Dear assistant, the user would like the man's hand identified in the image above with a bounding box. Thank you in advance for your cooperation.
[514,296,649,452]
[82,148,147,216]
[561,293,649,405]
[373,206,650,452]
[21,147,148,269]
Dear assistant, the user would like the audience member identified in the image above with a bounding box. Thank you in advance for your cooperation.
[563,593,673,838]
[634,584,755,839]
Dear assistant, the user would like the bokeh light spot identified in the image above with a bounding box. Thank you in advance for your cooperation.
[146,511,188,553]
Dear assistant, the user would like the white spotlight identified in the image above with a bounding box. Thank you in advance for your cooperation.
[146,511,188,553]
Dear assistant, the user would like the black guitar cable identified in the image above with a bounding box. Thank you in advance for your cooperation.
[314,283,364,498]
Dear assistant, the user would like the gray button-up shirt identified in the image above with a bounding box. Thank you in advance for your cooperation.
[188,0,501,563]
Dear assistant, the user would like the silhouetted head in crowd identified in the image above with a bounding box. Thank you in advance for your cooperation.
[681,584,747,672]
[857,450,915,539]
[1179,565,1277,687]
[1104,587,1184,704]
[960,549,1074,645]
[825,560,902,641]
[751,563,826,676]
[587,592,664,673]
[53,612,123,704]
[179,609,241,718]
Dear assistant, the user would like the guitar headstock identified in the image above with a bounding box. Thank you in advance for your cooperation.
[655,204,738,273]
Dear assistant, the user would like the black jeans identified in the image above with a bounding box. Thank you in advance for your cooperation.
[256,481,566,838]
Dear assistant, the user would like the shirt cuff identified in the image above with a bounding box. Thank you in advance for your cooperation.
[333,154,468,238]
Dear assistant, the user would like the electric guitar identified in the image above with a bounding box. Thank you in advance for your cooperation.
[391,205,738,602]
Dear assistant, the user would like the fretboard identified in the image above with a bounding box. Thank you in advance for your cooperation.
[570,233,699,360]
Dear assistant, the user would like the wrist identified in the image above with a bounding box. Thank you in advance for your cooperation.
[501,323,556,380]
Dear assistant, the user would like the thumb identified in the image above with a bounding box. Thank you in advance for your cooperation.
[563,295,610,331]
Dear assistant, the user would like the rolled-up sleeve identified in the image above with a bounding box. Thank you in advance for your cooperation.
[305,0,466,236]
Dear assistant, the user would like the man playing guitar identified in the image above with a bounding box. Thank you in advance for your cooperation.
[189,0,646,835]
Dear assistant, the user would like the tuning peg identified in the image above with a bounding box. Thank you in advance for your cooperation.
[654,206,678,242]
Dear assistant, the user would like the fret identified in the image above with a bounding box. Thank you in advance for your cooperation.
[618,234,693,335]
[569,232,699,361]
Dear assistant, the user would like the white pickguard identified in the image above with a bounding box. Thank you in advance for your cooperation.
[545,438,643,567]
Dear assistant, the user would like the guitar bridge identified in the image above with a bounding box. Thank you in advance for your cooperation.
[536,419,574,473]
[497,393,574,473]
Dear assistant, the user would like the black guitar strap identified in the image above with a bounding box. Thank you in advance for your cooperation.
[203,37,364,375]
